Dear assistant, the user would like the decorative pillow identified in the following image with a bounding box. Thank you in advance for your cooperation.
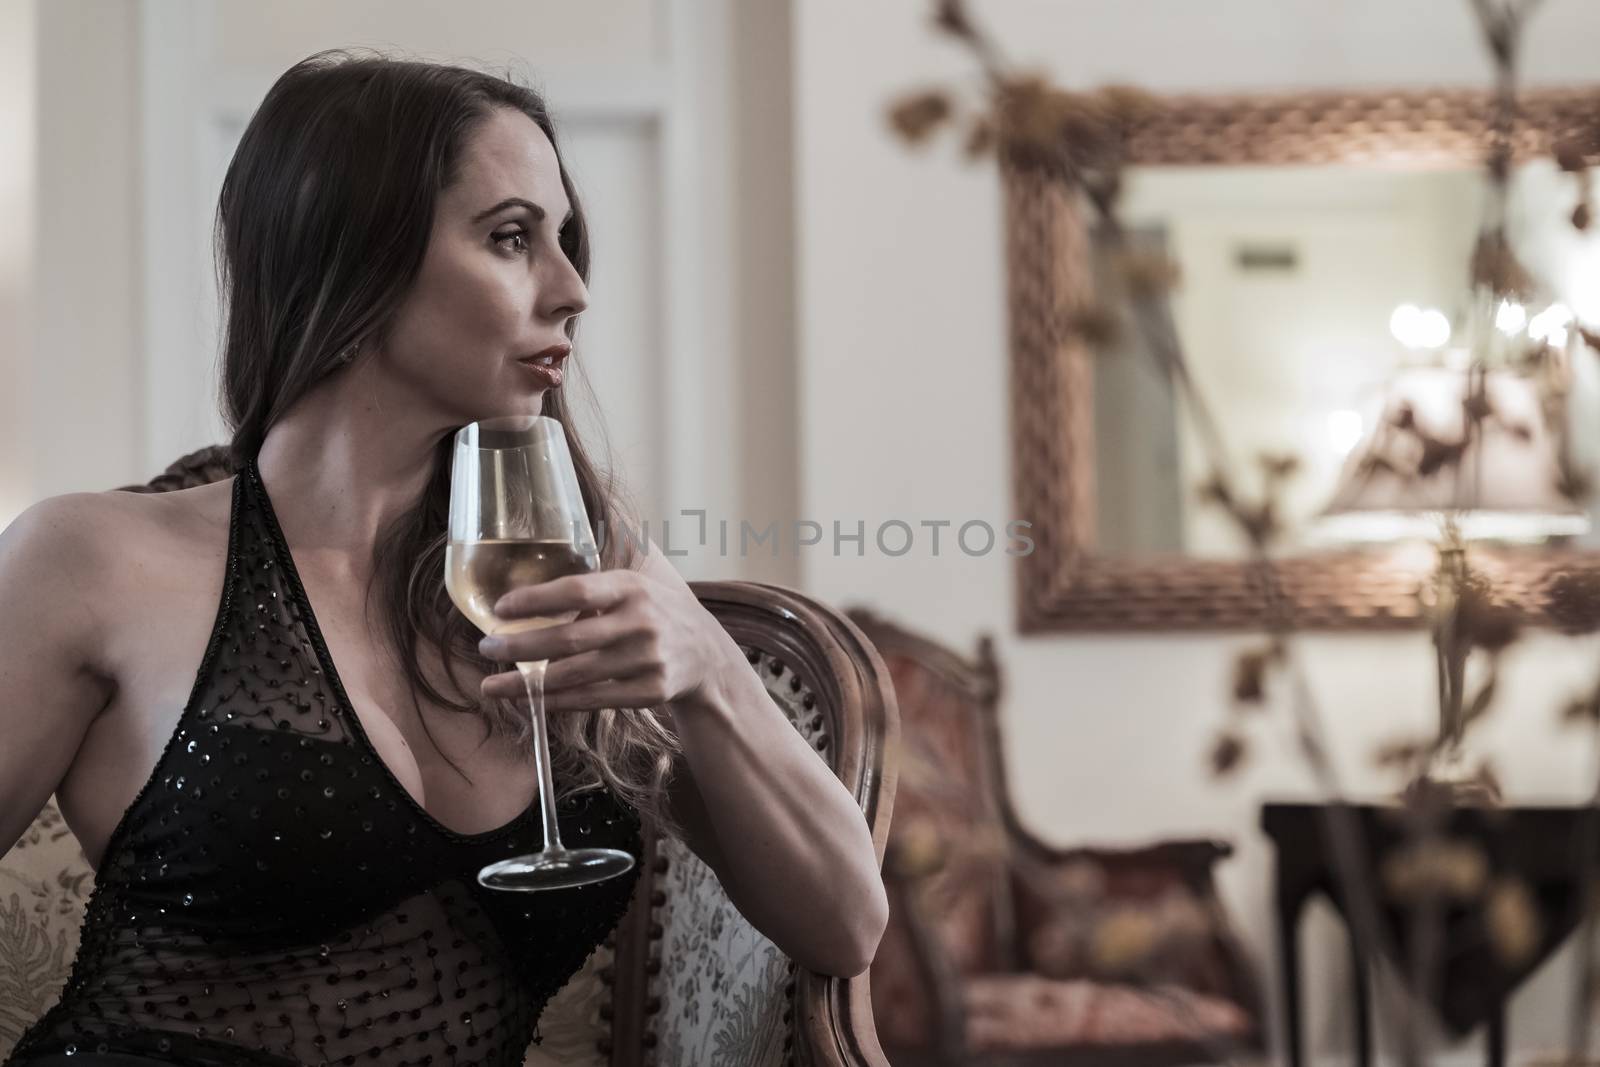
[1024,882,1216,983]
[524,949,608,1067]
[1012,852,1232,994]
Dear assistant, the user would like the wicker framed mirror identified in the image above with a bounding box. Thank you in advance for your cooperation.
[1007,85,1600,632]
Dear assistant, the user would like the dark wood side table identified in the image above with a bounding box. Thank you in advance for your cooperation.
[1261,802,1598,1067]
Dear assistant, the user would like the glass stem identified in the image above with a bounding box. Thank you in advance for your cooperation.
[517,660,565,854]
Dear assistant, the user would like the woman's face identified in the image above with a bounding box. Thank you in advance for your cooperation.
[377,107,588,421]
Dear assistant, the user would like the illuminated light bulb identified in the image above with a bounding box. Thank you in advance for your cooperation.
[1529,303,1574,344]
[1495,300,1528,335]
[1390,305,1423,347]
[1416,309,1452,348]
[1327,409,1364,455]
[1390,304,1450,349]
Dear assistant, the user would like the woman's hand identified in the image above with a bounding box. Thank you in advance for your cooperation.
[477,543,888,976]
[476,568,733,713]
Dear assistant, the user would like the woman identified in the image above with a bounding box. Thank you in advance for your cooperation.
[0,50,886,1067]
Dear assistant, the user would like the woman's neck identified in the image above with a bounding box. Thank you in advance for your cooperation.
[254,369,450,586]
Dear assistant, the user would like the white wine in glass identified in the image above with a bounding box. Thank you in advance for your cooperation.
[445,414,636,891]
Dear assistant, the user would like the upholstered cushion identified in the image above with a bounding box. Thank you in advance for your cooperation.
[524,951,608,1067]
[963,974,1253,1051]
[0,800,89,1056]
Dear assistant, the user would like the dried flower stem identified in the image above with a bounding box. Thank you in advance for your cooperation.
[896,3,1593,1062]
[1565,662,1600,1061]
[1462,2,1600,1059]
[919,4,1415,1059]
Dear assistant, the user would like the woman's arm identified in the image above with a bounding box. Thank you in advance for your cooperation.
[652,590,889,978]
[479,540,888,978]
[0,495,117,855]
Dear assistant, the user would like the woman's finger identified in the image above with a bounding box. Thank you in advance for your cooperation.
[479,635,652,702]
[493,570,635,620]
[542,673,671,712]
[544,635,656,692]
[477,611,629,665]
[482,665,668,712]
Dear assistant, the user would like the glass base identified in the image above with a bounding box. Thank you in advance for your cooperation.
[477,847,636,892]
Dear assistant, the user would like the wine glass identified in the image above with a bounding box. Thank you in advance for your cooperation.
[445,414,636,891]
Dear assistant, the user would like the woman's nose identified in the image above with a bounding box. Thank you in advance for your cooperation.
[541,257,589,321]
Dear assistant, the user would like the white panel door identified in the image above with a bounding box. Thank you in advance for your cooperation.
[139,0,679,534]
[559,119,666,531]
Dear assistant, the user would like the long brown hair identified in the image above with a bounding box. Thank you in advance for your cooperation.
[215,49,678,830]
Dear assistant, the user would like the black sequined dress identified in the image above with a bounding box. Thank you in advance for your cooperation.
[6,458,643,1067]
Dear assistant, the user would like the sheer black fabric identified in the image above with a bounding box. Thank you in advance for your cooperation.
[7,458,643,1066]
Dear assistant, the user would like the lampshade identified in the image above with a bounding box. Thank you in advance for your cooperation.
[1318,365,1590,542]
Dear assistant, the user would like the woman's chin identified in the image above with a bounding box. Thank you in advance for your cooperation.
[470,396,548,422]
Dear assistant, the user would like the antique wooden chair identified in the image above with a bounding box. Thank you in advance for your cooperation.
[846,606,1264,1067]
[0,447,900,1067]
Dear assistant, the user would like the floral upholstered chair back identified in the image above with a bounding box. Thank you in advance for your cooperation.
[1,449,900,1067]
[842,608,1014,1049]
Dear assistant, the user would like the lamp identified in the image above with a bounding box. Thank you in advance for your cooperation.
[1321,364,1588,543]
[1319,363,1589,797]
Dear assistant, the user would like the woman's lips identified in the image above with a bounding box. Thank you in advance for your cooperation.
[515,358,563,388]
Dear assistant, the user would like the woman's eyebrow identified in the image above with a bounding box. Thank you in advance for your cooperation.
[471,197,575,226]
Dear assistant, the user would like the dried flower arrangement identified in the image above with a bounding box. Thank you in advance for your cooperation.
[885,0,1600,1062]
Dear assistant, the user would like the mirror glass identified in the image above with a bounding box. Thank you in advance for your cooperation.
[1094,162,1600,558]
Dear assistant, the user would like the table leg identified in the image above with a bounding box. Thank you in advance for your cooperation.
[1277,886,1305,1067]
[1487,1008,1506,1067]
[1348,919,1372,1067]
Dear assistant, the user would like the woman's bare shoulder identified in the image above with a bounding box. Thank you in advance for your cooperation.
[5,478,236,572]
[113,477,236,533]
[0,483,232,855]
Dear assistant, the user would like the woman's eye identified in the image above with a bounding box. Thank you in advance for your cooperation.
[493,229,528,255]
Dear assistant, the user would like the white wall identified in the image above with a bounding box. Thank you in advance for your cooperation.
[0,0,144,520]
[0,0,35,527]
[726,0,801,585]
[210,0,662,70]
[7,0,799,582]
[793,0,1600,1057]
